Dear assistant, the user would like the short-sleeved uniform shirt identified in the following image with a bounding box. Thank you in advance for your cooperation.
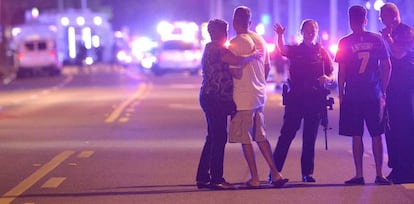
[284,43,333,100]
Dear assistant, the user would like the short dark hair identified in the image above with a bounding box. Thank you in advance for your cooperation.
[233,6,251,26]
[207,19,227,41]
[349,5,366,26]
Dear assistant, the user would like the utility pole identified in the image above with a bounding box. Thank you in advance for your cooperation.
[368,0,378,33]
[330,0,338,45]
[58,0,64,11]
[209,0,223,19]
[287,0,301,43]
[0,0,8,64]
[81,0,87,10]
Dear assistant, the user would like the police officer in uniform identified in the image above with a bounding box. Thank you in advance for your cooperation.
[272,19,334,182]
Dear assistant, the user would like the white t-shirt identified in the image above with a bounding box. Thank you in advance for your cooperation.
[228,32,267,111]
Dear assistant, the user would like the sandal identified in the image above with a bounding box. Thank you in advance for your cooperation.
[271,178,289,188]
[245,180,261,189]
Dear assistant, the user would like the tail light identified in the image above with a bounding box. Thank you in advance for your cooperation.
[49,51,57,58]
[18,53,24,60]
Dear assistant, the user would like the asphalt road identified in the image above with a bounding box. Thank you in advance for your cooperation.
[0,64,413,204]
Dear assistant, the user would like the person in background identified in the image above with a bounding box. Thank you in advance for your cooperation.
[379,2,414,184]
[272,19,334,183]
[228,6,288,189]
[196,18,259,190]
[335,5,391,185]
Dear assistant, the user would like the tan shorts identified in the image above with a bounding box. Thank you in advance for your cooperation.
[229,107,266,144]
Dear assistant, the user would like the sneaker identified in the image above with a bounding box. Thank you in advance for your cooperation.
[196,181,210,189]
[344,177,365,185]
[375,176,391,185]
[302,175,316,182]
[210,181,236,190]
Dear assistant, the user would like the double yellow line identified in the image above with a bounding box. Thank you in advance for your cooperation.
[0,151,74,204]
[105,82,152,123]
[0,150,94,204]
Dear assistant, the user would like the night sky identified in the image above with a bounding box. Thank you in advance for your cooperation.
[103,0,412,40]
[4,0,412,41]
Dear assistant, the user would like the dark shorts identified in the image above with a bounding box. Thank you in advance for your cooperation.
[339,98,385,137]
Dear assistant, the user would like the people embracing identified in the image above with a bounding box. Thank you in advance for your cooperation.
[335,5,392,185]
[196,18,261,190]
[271,19,334,183]
[227,6,288,189]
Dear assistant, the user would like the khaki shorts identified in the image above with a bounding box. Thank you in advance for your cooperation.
[229,107,266,144]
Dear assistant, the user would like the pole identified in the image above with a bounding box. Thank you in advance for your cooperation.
[81,0,87,10]
[329,0,338,45]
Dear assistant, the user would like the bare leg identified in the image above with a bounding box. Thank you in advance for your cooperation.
[352,136,364,178]
[257,140,283,180]
[242,144,260,184]
[372,135,384,177]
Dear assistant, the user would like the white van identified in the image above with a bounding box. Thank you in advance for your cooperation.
[14,37,62,77]
[151,40,202,76]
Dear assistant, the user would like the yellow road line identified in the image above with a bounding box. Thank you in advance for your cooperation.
[77,150,94,158]
[0,150,74,204]
[402,183,414,189]
[105,82,151,123]
[41,177,66,188]
[118,117,129,123]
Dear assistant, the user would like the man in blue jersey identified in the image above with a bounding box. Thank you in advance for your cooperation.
[380,3,414,184]
[335,5,392,185]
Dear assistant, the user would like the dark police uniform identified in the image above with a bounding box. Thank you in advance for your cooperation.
[385,22,414,184]
[273,43,333,179]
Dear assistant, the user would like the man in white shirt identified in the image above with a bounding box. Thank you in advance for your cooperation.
[228,6,288,188]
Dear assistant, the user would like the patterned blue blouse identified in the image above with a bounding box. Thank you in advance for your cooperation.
[200,42,234,103]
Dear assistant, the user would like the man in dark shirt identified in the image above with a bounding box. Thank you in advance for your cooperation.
[380,2,414,184]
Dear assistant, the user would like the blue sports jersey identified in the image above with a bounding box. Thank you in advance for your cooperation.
[335,31,389,101]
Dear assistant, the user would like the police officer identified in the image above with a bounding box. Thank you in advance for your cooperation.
[272,19,334,182]
[380,3,414,184]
